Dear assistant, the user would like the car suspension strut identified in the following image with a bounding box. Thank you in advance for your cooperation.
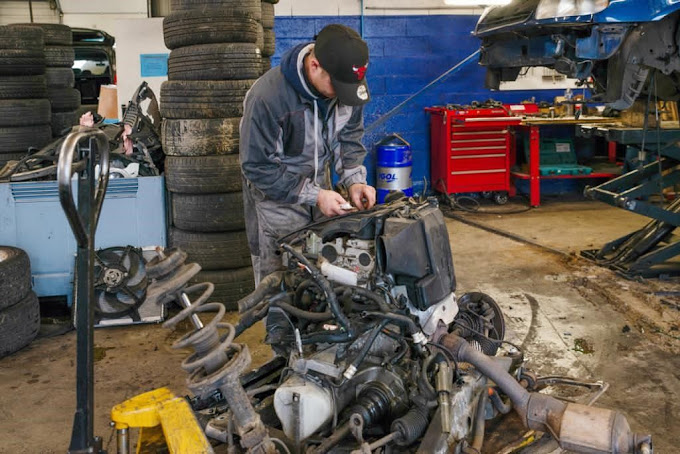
[147,248,277,454]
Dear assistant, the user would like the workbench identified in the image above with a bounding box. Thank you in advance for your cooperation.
[510,117,620,207]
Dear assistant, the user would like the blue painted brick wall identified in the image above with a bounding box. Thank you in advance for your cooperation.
[273,15,566,193]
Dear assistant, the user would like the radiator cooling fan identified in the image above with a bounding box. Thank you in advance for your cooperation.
[93,246,149,324]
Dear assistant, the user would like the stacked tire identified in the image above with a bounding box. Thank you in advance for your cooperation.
[0,26,51,168]
[260,0,277,75]
[162,0,267,309]
[0,246,40,358]
[17,24,80,137]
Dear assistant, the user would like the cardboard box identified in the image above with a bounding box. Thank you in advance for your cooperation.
[97,85,119,120]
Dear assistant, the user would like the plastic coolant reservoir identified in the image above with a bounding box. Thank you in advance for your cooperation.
[273,374,334,441]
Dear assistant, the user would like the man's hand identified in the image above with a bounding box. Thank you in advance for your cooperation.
[349,184,376,211]
[317,189,351,217]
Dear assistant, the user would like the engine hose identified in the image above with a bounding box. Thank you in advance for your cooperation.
[270,300,333,321]
[363,311,418,335]
[234,298,270,338]
[281,243,351,333]
[471,391,487,451]
[488,388,512,415]
[391,405,430,446]
[354,286,392,312]
[294,278,320,307]
[418,352,440,401]
[237,271,283,313]
[299,330,355,345]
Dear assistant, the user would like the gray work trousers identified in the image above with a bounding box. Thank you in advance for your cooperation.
[243,178,320,285]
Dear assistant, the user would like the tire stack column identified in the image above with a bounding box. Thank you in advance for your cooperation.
[18,24,80,137]
[0,247,41,358]
[162,0,263,309]
[0,26,52,168]
[260,0,277,75]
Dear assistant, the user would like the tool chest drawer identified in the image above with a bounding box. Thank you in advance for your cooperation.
[427,106,520,195]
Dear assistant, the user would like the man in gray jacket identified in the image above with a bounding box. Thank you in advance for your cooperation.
[240,24,376,283]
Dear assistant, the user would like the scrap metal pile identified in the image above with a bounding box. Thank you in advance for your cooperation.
[134,199,652,454]
[0,82,163,183]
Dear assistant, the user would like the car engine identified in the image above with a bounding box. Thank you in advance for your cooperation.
[177,199,652,454]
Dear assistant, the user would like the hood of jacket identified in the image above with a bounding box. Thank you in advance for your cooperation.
[281,42,320,102]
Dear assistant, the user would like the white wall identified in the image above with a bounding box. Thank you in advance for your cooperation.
[0,1,59,25]
[113,18,167,119]
[61,0,147,35]
[274,0,484,16]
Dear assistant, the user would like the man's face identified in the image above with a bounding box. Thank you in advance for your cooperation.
[310,59,336,99]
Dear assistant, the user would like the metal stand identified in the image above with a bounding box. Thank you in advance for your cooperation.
[59,129,110,453]
[578,125,680,277]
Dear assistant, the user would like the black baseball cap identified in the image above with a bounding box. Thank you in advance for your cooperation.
[314,24,370,106]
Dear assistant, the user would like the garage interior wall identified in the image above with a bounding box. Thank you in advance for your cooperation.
[0,1,59,24]
[1,0,573,192]
[271,0,572,192]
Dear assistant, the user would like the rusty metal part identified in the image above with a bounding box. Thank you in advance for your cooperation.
[435,362,454,434]
[439,333,653,454]
[153,249,277,454]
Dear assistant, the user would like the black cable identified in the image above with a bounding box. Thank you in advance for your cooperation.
[451,320,524,359]
[436,179,532,216]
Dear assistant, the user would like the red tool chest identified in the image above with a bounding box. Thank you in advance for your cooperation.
[426,106,521,196]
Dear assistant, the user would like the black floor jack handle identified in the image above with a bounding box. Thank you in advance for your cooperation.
[59,129,110,454]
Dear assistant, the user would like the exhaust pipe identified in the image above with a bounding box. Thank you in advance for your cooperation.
[439,333,653,454]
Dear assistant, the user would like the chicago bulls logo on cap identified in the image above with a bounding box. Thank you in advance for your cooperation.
[352,64,368,81]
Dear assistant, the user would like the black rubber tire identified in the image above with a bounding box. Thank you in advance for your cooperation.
[165,155,242,193]
[0,26,44,49]
[191,267,254,310]
[261,2,275,28]
[47,87,81,112]
[171,192,245,232]
[261,57,271,75]
[0,99,51,126]
[162,118,240,156]
[262,28,276,57]
[163,10,259,50]
[44,46,75,68]
[169,228,251,271]
[12,23,72,45]
[51,110,78,137]
[0,246,32,311]
[0,75,47,99]
[0,291,40,358]
[160,80,254,119]
[168,43,261,81]
[45,67,75,87]
[0,125,52,153]
[0,49,45,76]
[170,0,262,20]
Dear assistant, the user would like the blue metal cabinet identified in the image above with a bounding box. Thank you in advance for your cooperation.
[0,176,167,304]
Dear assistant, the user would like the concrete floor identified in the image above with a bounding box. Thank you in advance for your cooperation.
[1,197,679,453]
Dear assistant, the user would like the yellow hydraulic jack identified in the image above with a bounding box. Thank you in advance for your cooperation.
[111,387,213,454]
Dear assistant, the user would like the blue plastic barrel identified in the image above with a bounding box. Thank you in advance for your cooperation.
[376,134,413,203]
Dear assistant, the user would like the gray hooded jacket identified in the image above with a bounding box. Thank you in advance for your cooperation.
[239,43,368,206]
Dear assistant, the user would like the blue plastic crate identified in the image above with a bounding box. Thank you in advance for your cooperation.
[0,176,167,305]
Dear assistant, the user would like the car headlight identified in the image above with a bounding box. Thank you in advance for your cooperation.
[535,0,609,20]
